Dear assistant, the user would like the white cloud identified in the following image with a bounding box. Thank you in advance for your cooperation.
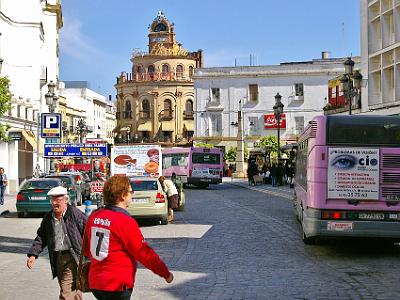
[59,16,107,62]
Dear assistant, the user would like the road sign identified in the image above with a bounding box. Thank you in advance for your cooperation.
[41,113,62,138]
[44,143,107,157]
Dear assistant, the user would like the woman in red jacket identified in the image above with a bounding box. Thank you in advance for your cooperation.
[84,176,173,300]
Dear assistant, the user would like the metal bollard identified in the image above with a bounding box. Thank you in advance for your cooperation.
[85,200,92,216]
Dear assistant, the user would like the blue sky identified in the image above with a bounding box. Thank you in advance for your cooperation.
[59,0,360,98]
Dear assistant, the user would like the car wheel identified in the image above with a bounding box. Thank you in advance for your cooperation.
[17,212,25,218]
[160,216,168,225]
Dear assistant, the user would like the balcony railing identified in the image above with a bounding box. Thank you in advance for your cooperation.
[123,111,132,119]
[159,110,173,121]
[183,110,194,119]
[139,111,150,119]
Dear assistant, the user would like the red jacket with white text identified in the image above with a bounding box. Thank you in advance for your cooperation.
[84,206,170,291]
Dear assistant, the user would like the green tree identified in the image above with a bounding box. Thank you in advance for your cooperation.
[0,77,12,142]
[223,146,248,162]
[256,136,279,159]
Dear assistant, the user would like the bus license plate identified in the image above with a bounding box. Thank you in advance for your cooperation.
[358,212,384,220]
[327,221,353,231]
[200,178,212,182]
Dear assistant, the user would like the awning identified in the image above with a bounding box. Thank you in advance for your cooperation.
[137,122,152,131]
[22,130,37,149]
[120,124,133,132]
[160,121,174,131]
[183,122,194,132]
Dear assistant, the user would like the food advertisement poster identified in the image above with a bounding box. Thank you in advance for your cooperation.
[327,147,379,200]
[111,145,161,177]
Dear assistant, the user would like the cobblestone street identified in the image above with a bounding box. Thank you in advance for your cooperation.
[1,182,400,299]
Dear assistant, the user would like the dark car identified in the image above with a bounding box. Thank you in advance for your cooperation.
[16,178,64,218]
[45,175,81,206]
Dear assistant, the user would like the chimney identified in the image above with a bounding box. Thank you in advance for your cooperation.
[321,51,330,59]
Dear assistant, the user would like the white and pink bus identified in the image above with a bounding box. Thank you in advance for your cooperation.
[294,115,400,244]
[162,147,223,188]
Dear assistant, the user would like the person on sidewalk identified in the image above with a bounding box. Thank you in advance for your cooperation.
[84,176,173,300]
[0,167,8,205]
[158,176,179,222]
[26,186,87,300]
[270,163,278,187]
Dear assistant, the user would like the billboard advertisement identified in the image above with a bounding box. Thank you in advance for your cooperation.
[264,113,286,129]
[111,145,161,177]
[44,143,107,157]
[327,147,379,200]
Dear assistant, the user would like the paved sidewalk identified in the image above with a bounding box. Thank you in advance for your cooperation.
[223,177,294,199]
[0,193,17,215]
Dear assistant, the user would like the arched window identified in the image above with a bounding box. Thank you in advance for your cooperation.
[148,65,155,79]
[142,99,150,119]
[162,64,169,74]
[185,99,193,112]
[163,99,172,117]
[176,65,183,79]
[189,66,194,78]
[125,100,132,119]
[136,66,142,74]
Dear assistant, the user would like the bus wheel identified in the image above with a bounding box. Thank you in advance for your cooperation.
[302,230,316,245]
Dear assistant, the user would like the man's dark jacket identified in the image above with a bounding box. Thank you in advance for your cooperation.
[27,205,87,278]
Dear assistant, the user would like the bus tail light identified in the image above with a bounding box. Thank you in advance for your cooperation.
[322,211,343,220]
[156,193,165,203]
[17,193,26,201]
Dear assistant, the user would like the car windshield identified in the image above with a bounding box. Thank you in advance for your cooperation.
[47,176,73,186]
[130,180,158,191]
[21,180,60,190]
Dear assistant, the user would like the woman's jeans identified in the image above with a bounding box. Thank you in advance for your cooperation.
[0,186,5,205]
[271,176,277,187]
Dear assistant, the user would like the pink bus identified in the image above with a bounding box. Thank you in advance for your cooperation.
[294,115,400,244]
[162,147,223,187]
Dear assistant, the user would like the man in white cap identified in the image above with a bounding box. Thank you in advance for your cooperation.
[26,186,87,300]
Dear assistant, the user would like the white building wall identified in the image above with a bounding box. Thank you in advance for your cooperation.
[0,0,61,191]
[194,61,347,150]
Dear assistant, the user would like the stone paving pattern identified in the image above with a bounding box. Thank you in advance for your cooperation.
[1,180,400,299]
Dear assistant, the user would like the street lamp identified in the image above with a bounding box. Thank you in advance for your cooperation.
[340,57,363,115]
[76,118,88,143]
[230,100,245,177]
[273,93,284,160]
[44,80,58,113]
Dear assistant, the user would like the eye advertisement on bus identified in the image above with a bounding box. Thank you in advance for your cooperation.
[327,148,379,200]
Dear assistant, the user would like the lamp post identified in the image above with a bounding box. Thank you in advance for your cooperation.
[340,57,363,115]
[273,93,284,160]
[230,100,245,177]
[44,80,59,173]
[76,118,88,143]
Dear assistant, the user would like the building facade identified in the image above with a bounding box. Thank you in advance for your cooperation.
[59,81,110,142]
[0,0,62,191]
[114,11,202,145]
[193,55,353,152]
[360,0,400,115]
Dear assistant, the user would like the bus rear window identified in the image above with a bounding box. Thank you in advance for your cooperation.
[192,153,220,164]
[327,116,400,146]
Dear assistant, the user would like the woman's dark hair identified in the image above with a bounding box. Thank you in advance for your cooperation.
[103,176,131,205]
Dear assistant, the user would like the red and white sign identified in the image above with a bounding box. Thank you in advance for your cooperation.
[264,113,286,129]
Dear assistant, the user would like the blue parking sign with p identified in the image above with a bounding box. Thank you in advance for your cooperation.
[41,113,62,138]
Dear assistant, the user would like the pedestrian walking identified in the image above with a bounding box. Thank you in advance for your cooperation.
[26,186,87,300]
[0,167,8,205]
[270,163,278,187]
[159,175,179,222]
[84,176,173,300]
